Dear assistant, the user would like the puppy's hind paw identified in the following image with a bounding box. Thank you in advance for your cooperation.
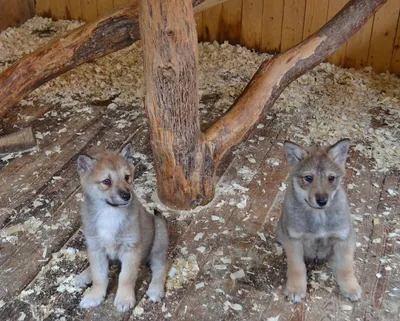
[284,284,306,303]
[146,285,164,302]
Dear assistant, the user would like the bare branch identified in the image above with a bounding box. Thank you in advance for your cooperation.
[0,0,229,119]
[205,0,388,162]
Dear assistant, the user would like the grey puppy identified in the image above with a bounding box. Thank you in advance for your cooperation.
[75,144,169,312]
[276,139,361,303]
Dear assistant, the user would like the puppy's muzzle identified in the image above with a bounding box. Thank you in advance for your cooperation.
[315,194,328,208]
[119,191,131,202]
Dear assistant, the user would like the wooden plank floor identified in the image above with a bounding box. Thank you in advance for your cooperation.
[0,93,398,321]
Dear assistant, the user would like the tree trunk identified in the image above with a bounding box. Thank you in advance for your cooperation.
[0,0,388,209]
[0,0,229,119]
[140,0,387,209]
[139,0,216,209]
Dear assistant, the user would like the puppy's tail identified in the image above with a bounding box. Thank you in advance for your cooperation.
[154,208,166,219]
[154,208,168,227]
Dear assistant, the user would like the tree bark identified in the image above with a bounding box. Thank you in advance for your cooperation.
[0,0,228,119]
[139,0,216,209]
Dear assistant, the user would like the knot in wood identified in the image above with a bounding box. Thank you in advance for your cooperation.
[161,66,175,79]
[165,28,175,38]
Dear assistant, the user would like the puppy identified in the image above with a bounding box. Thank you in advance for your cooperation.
[75,144,169,312]
[276,139,361,303]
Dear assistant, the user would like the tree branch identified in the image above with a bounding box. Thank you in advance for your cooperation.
[205,0,388,163]
[0,0,229,119]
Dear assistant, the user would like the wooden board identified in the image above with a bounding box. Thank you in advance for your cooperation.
[0,0,36,31]
[66,0,82,20]
[344,17,374,69]
[241,0,263,51]
[195,13,204,42]
[390,16,400,74]
[202,4,223,42]
[113,0,131,9]
[261,0,284,53]
[220,0,242,45]
[326,0,349,66]
[367,0,400,73]
[80,0,98,22]
[280,0,306,51]
[302,0,329,39]
[51,0,67,20]
[97,0,114,17]
[35,0,51,18]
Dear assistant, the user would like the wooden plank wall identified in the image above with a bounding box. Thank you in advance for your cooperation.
[19,0,400,74]
[0,0,35,31]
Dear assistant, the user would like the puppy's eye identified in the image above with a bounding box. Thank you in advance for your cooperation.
[102,179,111,186]
[328,176,335,183]
[304,175,313,183]
[125,175,130,182]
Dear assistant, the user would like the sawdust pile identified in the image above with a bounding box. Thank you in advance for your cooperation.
[1,17,399,172]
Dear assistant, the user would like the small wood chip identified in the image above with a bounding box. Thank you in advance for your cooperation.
[230,269,245,280]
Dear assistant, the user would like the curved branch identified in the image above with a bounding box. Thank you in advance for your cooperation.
[205,0,388,163]
[0,0,228,119]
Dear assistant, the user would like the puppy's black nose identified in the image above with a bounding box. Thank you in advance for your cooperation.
[316,197,328,207]
[120,191,131,202]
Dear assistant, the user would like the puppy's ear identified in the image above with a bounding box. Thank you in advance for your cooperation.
[283,141,308,165]
[77,155,96,175]
[328,139,350,167]
[120,143,134,164]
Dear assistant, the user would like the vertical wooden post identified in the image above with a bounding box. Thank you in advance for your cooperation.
[139,0,216,209]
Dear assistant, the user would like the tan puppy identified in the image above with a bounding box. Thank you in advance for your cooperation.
[75,144,169,312]
[276,139,361,303]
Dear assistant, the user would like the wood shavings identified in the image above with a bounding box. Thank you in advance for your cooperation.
[341,305,353,311]
[258,231,267,242]
[237,166,256,182]
[230,269,245,280]
[133,306,144,316]
[236,196,248,209]
[194,232,204,241]
[166,254,200,291]
[224,301,243,311]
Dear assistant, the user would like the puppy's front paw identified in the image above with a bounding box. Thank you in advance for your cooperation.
[284,281,307,303]
[147,284,164,302]
[339,279,362,301]
[114,289,136,313]
[79,289,105,309]
[75,272,92,288]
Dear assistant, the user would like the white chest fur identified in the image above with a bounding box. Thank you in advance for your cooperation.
[95,206,126,258]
